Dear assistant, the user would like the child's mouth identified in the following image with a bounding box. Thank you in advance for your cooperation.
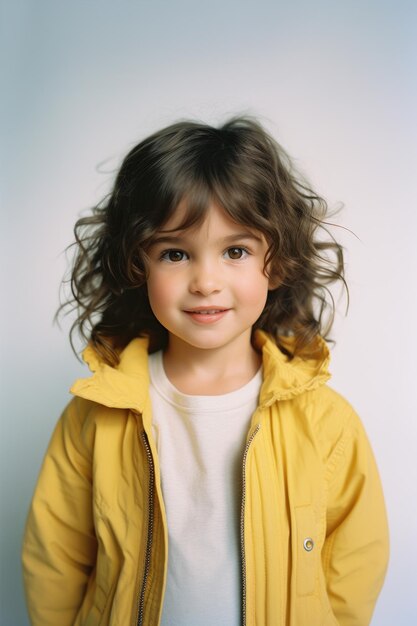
[187,310,223,314]
[184,308,230,323]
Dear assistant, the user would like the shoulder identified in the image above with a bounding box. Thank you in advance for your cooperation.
[303,383,357,424]
[60,396,135,455]
[310,383,367,438]
[286,383,371,472]
[311,382,365,432]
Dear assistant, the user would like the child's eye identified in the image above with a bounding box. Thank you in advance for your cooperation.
[160,249,188,262]
[225,247,249,260]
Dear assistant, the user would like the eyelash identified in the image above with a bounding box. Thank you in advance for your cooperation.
[159,247,250,263]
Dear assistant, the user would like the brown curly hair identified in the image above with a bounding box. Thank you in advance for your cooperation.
[61,116,347,366]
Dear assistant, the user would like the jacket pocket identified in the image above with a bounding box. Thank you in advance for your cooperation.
[294,504,319,596]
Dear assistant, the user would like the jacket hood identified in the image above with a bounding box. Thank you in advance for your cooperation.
[70,330,331,412]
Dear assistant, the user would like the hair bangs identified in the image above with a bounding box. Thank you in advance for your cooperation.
[208,160,278,246]
[157,178,213,234]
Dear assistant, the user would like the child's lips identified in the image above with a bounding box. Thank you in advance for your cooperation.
[183,307,230,323]
[184,307,229,313]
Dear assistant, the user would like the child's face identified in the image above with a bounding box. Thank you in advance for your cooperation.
[146,202,275,358]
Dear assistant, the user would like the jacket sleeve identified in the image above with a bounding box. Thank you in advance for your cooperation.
[22,398,98,626]
[322,409,389,626]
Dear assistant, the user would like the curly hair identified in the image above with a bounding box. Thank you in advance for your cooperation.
[61,116,347,366]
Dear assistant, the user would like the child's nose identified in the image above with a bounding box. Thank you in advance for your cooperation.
[188,261,223,296]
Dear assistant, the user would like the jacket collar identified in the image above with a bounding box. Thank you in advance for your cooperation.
[70,330,331,413]
[70,338,151,413]
[253,330,330,407]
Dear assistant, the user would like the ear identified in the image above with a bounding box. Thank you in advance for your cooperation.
[267,268,281,291]
[268,276,281,291]
[264,256,281,291]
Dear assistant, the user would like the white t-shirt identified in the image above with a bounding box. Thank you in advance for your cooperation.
[148,351,262,626]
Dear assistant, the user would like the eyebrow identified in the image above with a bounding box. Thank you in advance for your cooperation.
[149,233,263,246]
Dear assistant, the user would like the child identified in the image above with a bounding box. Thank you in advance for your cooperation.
[22,117,389,626]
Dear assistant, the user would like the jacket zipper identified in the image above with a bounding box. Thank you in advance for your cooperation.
[240,423,261,626]
[136,430,155,626]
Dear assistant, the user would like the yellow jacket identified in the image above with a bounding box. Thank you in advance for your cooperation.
[22,331,389,625]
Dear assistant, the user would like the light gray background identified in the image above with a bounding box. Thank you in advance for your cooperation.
[1,1,416,624]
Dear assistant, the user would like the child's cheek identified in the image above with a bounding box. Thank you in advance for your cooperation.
[147,271,178,316]
[241,269,270,306]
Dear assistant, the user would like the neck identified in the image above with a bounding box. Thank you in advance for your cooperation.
[162,335,262,395]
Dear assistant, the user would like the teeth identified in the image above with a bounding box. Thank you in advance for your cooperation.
[191,310,223,314]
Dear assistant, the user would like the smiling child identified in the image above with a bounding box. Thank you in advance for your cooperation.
[22,117,389,626]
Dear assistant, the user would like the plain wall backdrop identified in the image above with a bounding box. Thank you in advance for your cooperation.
[1,1,416,624]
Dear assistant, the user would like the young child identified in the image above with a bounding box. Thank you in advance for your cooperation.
[22,117,389,626]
